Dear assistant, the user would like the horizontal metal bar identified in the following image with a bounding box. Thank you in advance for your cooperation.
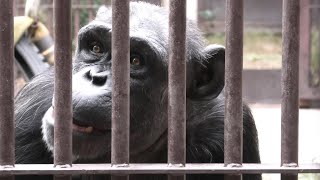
[0,164,319,175]
[16,4,101,9]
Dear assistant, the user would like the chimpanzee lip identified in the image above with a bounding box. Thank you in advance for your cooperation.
[72,119,110,135]
[50,106,110,135]
[72,122,94,134]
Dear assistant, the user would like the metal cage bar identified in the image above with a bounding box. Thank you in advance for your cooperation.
[299,0,312,99]
[88,0,94,20]
[168,0,187,180]
[0,0,316,178]
[224,0,244,179]
[53,1,73,180]
[0,163,319,175]
[111,0,130,180]
[281,0,300,180]
[0,1,15,180]
[73,0,80,43]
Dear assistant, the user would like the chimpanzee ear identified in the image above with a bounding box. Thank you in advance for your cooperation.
[188,44,225,99]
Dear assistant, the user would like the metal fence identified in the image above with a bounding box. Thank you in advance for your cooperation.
[0,0,319,180]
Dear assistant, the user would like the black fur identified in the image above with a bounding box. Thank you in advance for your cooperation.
[15,2,261,180]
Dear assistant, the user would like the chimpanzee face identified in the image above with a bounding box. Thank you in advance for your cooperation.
[41,2,224,161]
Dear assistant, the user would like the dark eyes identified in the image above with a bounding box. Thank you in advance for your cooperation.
[88,42,144,67]
[89,42,103,54]
[130,54,144,67]
[92,45,101,53]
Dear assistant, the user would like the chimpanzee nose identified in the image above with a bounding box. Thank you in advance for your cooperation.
[86,68,108,86]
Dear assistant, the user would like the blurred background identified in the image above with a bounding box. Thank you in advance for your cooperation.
[12,0,320,179]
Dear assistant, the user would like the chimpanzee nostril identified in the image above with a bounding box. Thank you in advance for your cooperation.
[87,69,108,86]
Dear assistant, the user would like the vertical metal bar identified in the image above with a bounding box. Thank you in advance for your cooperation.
[299,0,313,99]
[47,0,54,36]
[13,0,16,15]
[224,0,243,179]
[111,0,130,180]
[0,1,15,180]
[105,0,111,6]
[88,0,94,21]
[281,0,300,179]
[17,1,23,16]
[53,0,72,180]
[73,0,80,43]
[168,1,186,180]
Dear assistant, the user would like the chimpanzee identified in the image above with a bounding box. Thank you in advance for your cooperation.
[14,2,261,180]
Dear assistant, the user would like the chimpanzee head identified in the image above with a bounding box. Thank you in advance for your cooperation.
[41,2,225,161]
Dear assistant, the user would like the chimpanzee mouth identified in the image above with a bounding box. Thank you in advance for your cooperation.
[72,119,110,135]
[45,106,110,135]
[72,122,94,134]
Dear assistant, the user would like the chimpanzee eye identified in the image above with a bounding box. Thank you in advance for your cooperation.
[93,45,100,53]
[131,57,141,66]
[130,54,144,66]
[89,42,103,54]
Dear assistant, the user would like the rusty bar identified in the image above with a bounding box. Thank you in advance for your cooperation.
[281,0,300,180]
[168,1,186,180]
[0,163,320,175]
[0,1,15,180]
[53,0,72,180]
[224,0,243,179]
[111,0,130,180]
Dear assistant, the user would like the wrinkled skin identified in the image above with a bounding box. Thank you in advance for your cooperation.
[15,2,261,180]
